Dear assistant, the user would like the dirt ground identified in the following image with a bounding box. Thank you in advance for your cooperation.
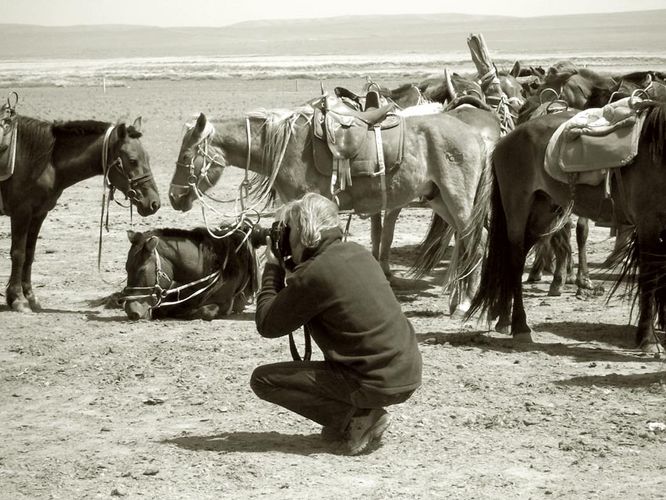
[1,80,665,499]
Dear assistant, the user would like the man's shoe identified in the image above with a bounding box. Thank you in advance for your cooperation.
[344,408,390,456]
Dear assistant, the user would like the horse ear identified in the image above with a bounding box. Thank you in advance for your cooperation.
[116,123,127,140]
[132,116,143,133]
[195,113,207,134]
[127,230,140,243]
[145,236,159,252]
[510,61,521,78]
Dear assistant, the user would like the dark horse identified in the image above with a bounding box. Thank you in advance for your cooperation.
[1,115,160,312]
[466,101,666,353]
[122,224,263,320]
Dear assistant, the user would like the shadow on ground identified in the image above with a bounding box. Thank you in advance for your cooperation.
[415,329,661,363]
[163,431,335,456]
[556,371,666,388]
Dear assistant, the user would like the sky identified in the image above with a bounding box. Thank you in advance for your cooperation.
[4,0,665,26]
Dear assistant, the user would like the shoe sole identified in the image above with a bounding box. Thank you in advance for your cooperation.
[347,413,390,456]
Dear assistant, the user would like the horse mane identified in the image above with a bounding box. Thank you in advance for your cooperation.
[15,115,55,178]
[245,106,314,203]
[52,120,142,139]
[640,102,666,165]
[146,226,257,273]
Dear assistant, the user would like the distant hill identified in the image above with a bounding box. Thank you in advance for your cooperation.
[1,9,665,60]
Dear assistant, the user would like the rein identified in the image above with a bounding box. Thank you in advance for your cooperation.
[122,247,223,310]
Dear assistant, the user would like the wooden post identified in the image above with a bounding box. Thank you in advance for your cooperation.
[467,33,503,102]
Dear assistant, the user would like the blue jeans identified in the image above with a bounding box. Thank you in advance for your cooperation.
[250,360,414,432]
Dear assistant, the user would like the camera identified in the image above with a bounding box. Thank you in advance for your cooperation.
[269,220,292,263]
[253,221,293,270]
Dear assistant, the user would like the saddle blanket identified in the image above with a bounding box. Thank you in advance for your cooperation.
[544,97,645,185]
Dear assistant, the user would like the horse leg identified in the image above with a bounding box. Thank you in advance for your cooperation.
[193,304,221,321]
[369,214,387,275]
[575,217,593,290]
[526,239,547,282]
[21,212,48,311]
[7,215,32,312]
[378,208,401,279]
[422,189,468,315]
[635,228,663,352]
[547,222,572,297]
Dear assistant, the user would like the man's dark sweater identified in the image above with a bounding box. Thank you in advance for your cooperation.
[255,227,422,395]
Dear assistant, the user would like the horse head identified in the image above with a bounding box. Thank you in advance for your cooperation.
[123,230,163,320]
[169,113,224,212]
[108,117,161,216]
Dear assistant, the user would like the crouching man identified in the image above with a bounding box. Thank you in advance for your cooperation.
[251,193,422,455]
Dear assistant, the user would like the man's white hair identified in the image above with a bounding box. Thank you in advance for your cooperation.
[278,193,340,248]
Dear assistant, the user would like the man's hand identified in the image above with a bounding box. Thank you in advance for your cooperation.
[264,236,280,266]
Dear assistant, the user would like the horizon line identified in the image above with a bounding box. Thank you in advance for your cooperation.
[2,8,663,29]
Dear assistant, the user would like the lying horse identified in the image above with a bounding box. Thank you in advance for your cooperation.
[1,114,160,312]
[122,224,263,320]
[466,99,666,352]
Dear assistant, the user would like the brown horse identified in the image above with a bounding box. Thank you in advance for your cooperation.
[1,115,160,312]
[466,102,666,352]
[122,224,262,320]
[168,105,491,314]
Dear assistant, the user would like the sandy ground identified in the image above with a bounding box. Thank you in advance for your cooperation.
[1,80,665,499]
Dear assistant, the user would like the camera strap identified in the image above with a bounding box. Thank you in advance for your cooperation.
[289,326,312,361]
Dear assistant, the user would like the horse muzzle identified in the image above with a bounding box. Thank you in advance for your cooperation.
[124,300,152,321]
[169,185,194,212]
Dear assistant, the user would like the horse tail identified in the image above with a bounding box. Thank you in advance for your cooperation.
[452,142,494,285]
[465,163,511,322]
[408,214,454,279]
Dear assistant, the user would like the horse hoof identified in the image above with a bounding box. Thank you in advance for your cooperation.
[638,340,662,354]
[526,275,541,283]
[547,288,562,297]
[576,279,594,290]
[27,297,42,311]
[10,299,32,313]
[495,324,510,335]
[513,331,533,343]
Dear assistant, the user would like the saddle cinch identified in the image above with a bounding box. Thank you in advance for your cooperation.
[544,96,647,186]
[311,91,405,211]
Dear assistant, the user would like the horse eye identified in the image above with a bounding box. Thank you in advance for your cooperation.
[129,159,139,167]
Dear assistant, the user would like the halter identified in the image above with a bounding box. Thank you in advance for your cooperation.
[122,246,223,310]
[97,124,156,271]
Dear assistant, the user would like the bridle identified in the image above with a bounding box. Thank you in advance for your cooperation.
[102,125,155,205]
[97,125,156,271]
[170,118,283,240]
[122,246,223,310]
[170,122,225,203]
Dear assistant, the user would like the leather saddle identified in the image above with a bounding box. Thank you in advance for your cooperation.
[544,96,646,186]
[311,93,404,203]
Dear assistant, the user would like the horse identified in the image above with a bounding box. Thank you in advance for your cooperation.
[519,70,666,296]
[122,224,264,320]
[359,74,499,284]
[465,101,666,353]
[168,105,491,315]
[1,115,160,312]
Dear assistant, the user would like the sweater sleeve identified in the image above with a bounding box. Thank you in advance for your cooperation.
[255,262,324,338]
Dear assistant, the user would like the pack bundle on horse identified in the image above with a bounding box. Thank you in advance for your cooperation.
[168,96,491,315]
[466,95,666,353]
[122,224,264,320]
[0,100,160,312]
